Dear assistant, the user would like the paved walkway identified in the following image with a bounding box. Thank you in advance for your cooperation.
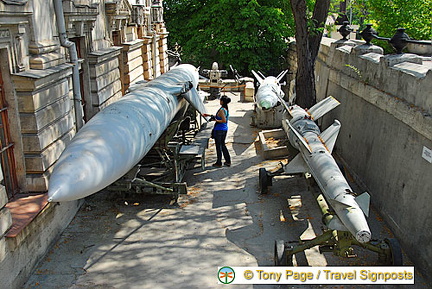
[24,93,428,288]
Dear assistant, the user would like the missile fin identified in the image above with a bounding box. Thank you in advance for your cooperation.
[320,120,341,153]
[274,92,292,116]
[327,214,349,231]
[258,71,266,79]
[183,86,208,119]
[284,119,312,153]
[308,96,340,120]
[283,154,309,174]
[276,70,289,83]
[251,70,264,85]
[355,192,370,217]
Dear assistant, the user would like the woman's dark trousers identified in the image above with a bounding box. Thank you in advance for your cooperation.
[214,130,231,165]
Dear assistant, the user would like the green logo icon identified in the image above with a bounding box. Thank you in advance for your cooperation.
[218,266,235,284]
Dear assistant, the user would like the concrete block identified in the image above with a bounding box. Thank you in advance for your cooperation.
[90,69,120,93]
[24,129,72,173]
[0,238,7,263]
[90,57,120,79]
[29,52,66,70]
[259,129,290,160]
[19,95,71,133]
[253,106,285,129]
[0,186,7,208]
[359,52,383,64]
[122,56,143,74]
[351,44,383,56]
[25,173,49,192]
[21,113,75,153]
[123,48,143,64]
[91,80,122,107]
[244,82,254,102]
[121,39,143,53]
[392,62,429,78]
[17,79,69,113]
[1,199,82,288]
[0,207,12,238]
[97,91,123,110]
[87,47,122,66]
[382,53,423,67]
[124,66,144,85]
[12,64,73,92]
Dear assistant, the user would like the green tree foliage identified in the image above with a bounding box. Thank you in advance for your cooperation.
[163,0,294,75]
[365,0,432,41]
[347,0,431,41]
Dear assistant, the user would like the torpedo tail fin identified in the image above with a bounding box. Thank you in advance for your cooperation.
[308,96,340,120]
[283,153,308,174]
[283,119,312,153]
[251,70,264,85]
[320,120,341,153]
[276,70,289,83]
[355,192,370,217]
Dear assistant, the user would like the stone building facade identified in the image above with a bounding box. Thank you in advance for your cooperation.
[0,1,169,287]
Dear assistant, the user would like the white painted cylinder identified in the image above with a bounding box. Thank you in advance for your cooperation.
[48,64,199,202]
[255,76,283,110]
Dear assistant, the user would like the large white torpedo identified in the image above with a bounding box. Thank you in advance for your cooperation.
[48,64,206,202]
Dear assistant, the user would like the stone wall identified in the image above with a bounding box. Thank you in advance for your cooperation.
[0,1,170,288]
[0,199,81,289]
[301,37,432,279]
[87,47,123,119]
[0,0,169,193]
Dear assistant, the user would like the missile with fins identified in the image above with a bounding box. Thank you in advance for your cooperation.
[48,64,206,202]
[251,70,288,110]
[278,95,371,243]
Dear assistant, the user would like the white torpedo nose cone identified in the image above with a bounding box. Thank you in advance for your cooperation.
[48,186,64,203]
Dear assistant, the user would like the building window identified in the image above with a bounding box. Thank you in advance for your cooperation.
[0,68,19,199]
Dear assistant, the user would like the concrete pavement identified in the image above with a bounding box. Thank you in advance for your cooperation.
[24,92,428,289]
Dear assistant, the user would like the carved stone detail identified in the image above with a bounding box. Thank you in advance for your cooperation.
[1,0,28,5]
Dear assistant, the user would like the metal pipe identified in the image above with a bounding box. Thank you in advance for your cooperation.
[53,0,84,130]
[152,31,158,78]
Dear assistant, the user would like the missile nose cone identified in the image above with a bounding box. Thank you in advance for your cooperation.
[47,185,64,203]
[48,179,76,202]
[356,230,371,243]
[259,100,272,110]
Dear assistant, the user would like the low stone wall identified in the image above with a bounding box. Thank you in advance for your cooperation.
[311,37,432,279]
[0,200,81,289]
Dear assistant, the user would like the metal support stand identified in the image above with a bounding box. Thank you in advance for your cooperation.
[260,166,403,266]
[107,108,208,203]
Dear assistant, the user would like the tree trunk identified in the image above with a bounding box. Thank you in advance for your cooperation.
[310,0,331,62]
[290,0,315,108]
[290,0,330,109]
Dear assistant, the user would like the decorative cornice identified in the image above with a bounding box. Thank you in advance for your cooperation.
[105,0,132,18]
[1,0,28,5]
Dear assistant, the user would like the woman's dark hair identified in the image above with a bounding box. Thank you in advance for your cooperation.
[220,95,231,109]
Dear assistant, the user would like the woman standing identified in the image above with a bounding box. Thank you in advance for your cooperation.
[204,96,232,167]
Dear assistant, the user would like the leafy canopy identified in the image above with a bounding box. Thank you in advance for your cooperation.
[365,0,431,41]
[344,0,431,41]
[163,0,295,75]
